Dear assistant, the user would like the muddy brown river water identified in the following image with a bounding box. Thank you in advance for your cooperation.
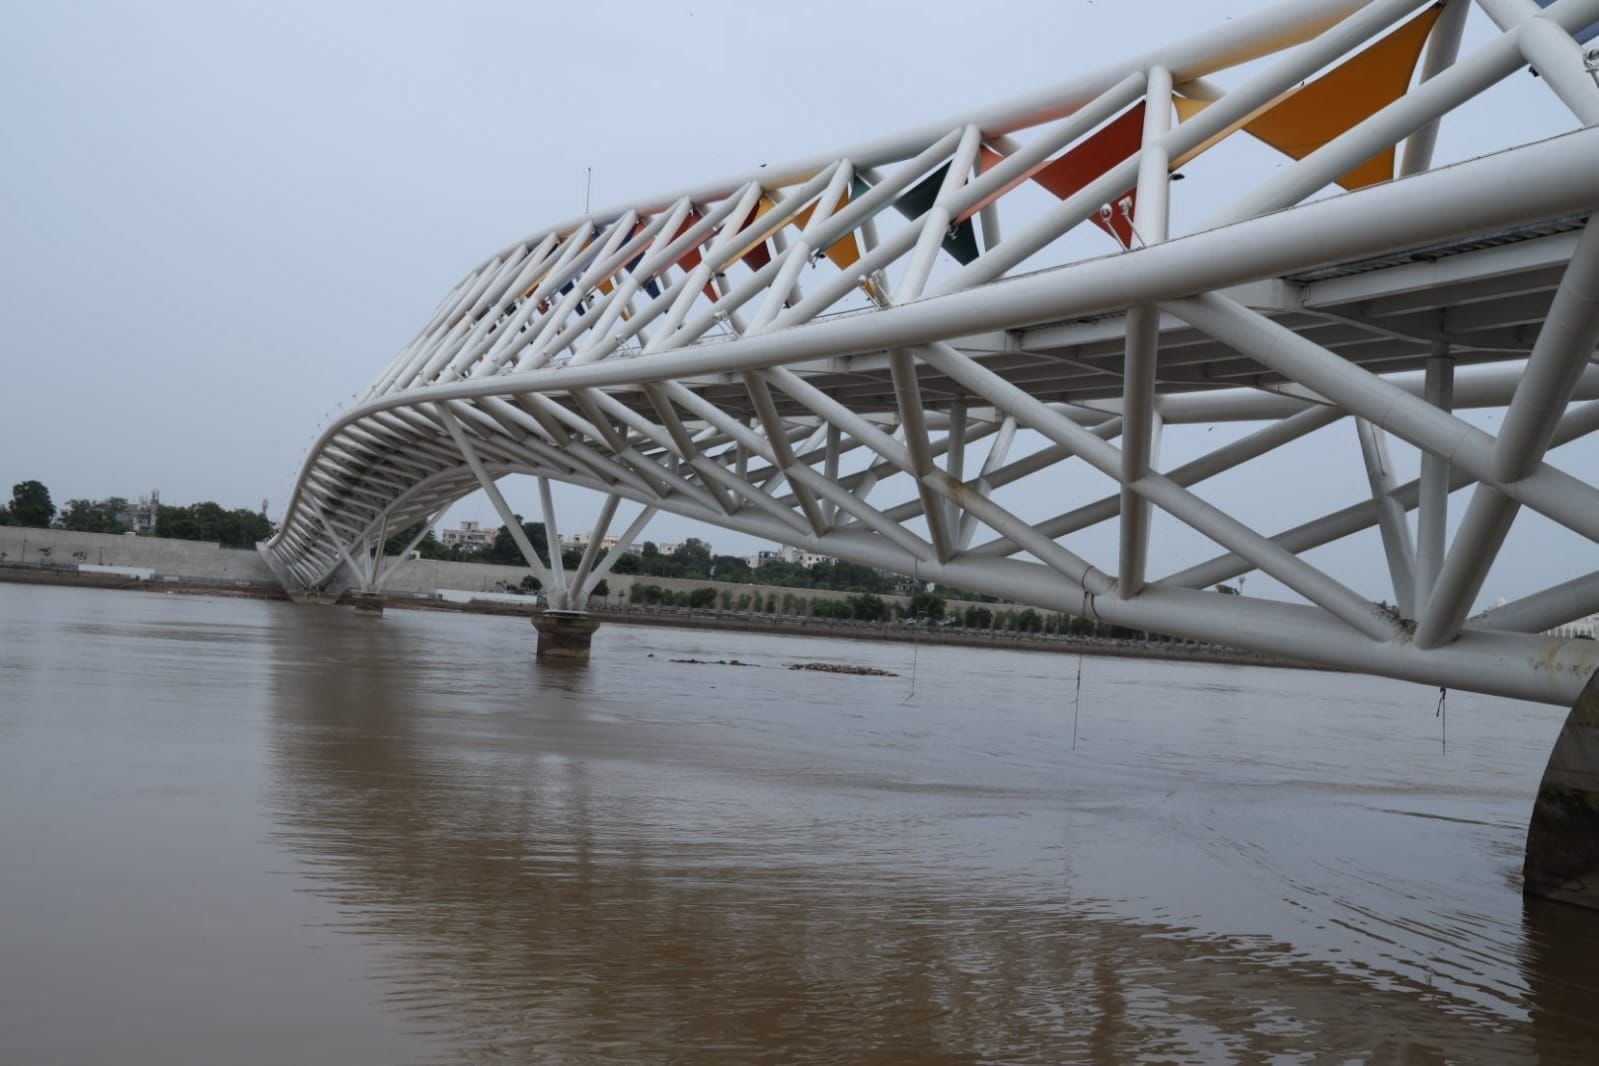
[3,583,1598,1063]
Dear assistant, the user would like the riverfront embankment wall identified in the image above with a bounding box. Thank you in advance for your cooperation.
[0,527,545,596]
[0,526,1047,620]
[0,526,278,583]
[0,527,1308,668]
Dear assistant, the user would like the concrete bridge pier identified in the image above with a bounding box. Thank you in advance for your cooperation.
[532,610,599,663]
[1525,670,1599,910]
[351,592,384,616]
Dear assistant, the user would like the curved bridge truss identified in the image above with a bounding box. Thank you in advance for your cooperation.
[268,0,1599,707]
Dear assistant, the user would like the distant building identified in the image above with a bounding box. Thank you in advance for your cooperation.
[749,545,830,569]
[561,533,629,554]
[440,520,498,551]
[119,491,159,535]
[657,541,682,556]
[1550,614,1599,639]
[1488,595,1598,640]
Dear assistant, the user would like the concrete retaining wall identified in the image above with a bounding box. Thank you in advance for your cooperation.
[380,557,544,596]
[0,526,276,583]
[0,526,1059,621]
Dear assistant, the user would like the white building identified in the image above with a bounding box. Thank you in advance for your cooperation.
[440,520,498,551]
[1490,595,1597,640]
[749,545,830,569]
[560,533,628,553]
[1550,613,1599,640]
[119,491,160,535]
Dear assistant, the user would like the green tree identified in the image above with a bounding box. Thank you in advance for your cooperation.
[812,598,851,620]
[828,560,894,593]
[384,523,438,556]
[483,518,548,565]
[155,502,273,548]
[417,532,454,559]
[847,594,890,622]
[962,605,993,629]
[58,497,127,534]
[9,481,54,528]
[672,538,714,577]
[908,591,945,621]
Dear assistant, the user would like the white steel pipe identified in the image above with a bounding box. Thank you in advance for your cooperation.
[1414,346,1455,608]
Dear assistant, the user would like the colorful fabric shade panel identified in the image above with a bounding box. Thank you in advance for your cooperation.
[593,222,659,300]
[658,211,719,302]
[790,191,863,272]
[1173,4,1444,190]
[878,168,981,264]
[727,196,779,272]
[971,103,1146,248]
[729,190,866,277]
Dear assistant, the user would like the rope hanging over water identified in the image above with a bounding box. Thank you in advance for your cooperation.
[1436,686,1448,754]
[1072,652,1084,752]
[902,560,921,705]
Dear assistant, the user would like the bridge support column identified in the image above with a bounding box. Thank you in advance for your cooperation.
[1526,669,1599,909]
[532,610,599,663]
[351,592,384,616]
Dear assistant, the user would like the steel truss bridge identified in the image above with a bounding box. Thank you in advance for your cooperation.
[266,1,1599,901]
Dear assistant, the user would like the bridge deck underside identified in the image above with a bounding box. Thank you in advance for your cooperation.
[268,218,1598,673]
[661,218,1582,420]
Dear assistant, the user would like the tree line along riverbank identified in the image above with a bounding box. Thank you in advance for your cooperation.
[0,540,1313,674]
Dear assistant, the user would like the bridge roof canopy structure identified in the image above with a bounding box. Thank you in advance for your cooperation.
[266,0,1599,709]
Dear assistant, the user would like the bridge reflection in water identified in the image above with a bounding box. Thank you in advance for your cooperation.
[264,604,1599,1062]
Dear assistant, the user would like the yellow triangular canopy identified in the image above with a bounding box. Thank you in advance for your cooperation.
[1175,4,1443,190]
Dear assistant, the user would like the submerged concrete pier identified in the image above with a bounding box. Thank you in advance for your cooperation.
[351,592,384,616]
[532,610,599,663]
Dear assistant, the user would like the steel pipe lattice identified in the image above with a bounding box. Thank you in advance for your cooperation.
[267,0,1599,709]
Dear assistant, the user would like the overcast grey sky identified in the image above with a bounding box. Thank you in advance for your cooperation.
[2,0,1592,611]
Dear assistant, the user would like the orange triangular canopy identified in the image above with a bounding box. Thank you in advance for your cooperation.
[792,188,862,271]
[1175,4,1443,189]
